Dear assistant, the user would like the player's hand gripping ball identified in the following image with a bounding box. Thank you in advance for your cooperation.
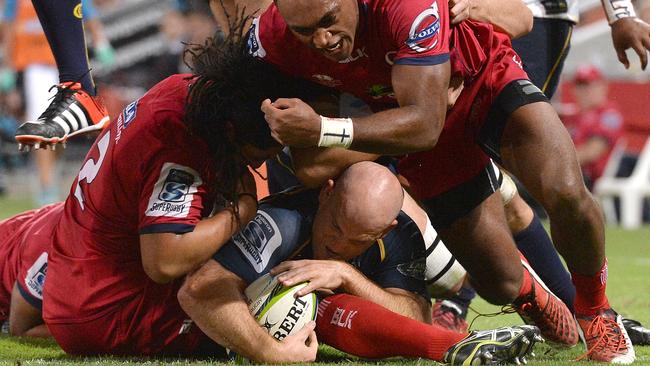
[228,273,318,362]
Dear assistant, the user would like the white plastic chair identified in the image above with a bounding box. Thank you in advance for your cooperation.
[594,136,650,229]
[596,139,626,225]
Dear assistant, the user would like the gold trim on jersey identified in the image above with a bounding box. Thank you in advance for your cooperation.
[377,239,386,262]
[542,26,573,93]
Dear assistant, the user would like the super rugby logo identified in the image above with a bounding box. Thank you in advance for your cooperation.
[25,252,48,300]
[233,211,283,272]
[146,163,202,218]
[158,169,194,202]
[406,2,441,53]
[122,100,138,128]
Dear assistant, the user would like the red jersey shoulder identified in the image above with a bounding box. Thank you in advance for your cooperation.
[372,0,450,63]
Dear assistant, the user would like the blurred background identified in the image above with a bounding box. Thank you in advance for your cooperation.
[0,0,648,227]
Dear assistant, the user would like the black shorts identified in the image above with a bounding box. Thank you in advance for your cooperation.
[421,162,501,229]
[478,79,549,162]
[511,17,573,98]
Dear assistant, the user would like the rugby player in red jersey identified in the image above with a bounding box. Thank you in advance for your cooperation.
[0,203,62,338]
[39,30,317,360]
[251,0,635,362]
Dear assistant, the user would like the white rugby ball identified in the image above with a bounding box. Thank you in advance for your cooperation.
[229,273,317,362]
[246,273,318,340]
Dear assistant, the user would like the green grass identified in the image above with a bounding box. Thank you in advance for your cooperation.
[1,198,649,364]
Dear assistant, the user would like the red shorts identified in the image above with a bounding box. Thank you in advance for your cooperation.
[398,26,531,226]
[400,28,528,198]
[46,280,214,356]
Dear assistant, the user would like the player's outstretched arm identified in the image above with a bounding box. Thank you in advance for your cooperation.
[262,63,450,155]
[178,260,318,363]
[8,284,50,338]
[272,260,431,322]
[291,147,379,188]
[449,0,533,39]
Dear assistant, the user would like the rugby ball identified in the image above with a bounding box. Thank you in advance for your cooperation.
[229,273,317,362]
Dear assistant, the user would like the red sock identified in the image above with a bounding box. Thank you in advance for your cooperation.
[572,259,610,316]
[316,294,467,361]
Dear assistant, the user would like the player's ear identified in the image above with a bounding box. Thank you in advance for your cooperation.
[378,219,398,238]
[318,179,335,204]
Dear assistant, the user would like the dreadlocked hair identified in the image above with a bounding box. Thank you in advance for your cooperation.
[183,10,307,220]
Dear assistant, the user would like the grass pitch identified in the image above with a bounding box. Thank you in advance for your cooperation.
[1,196,649,365]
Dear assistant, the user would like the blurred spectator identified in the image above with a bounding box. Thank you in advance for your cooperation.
[562,64,623,191]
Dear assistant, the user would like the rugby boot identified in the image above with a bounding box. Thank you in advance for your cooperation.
[443,325,543,366]
[514,261,579,347]
[433,299,469,333]
[576,309,635,364]
[15,82,109,150]
[622,317,650,346]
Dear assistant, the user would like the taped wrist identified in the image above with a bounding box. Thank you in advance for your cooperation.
[602,0,637,24]
[318,116,354,149]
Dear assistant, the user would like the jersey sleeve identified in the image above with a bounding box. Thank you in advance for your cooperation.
[358,214,430,301]
[212,204,311,284]
[385,0,450,66]
[16,251,48,310]
[136,112,211,235]
[138,159,208,235]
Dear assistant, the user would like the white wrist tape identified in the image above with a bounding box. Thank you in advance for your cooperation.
[602,0,637,24]
[318,116,354,149]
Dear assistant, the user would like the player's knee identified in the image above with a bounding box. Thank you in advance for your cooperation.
[177,274,204,311]
[504,194,534,234]
[544,180,594,217]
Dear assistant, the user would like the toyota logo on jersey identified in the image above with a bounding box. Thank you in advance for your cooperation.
[406,2,441,53]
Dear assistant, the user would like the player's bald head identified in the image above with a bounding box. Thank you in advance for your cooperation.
[311,161,404,261]
[333,162,403,238]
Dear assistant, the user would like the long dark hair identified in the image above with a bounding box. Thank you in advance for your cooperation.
[183,12,306,216]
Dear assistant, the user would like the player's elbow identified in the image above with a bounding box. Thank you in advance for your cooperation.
[143,260,180,284]
[177,277,199,313]
[295,165,334,188]
[412,114,442,151]
[510,7,533,39]
[177,268,214,314]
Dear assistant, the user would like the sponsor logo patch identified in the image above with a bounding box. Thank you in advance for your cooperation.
[406,2,441,53]
[146,163,202,218]
[247,18,267,58]
[24,252,48,300]
[397,258,427,280]
[122,100,138,129]
[232,211,283,272]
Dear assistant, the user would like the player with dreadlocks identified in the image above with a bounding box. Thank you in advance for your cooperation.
[38,18,315,358]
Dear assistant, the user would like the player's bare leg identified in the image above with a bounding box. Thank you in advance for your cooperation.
[437,192,522,305]
[500,101,635,363]
[500,102,605,276]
